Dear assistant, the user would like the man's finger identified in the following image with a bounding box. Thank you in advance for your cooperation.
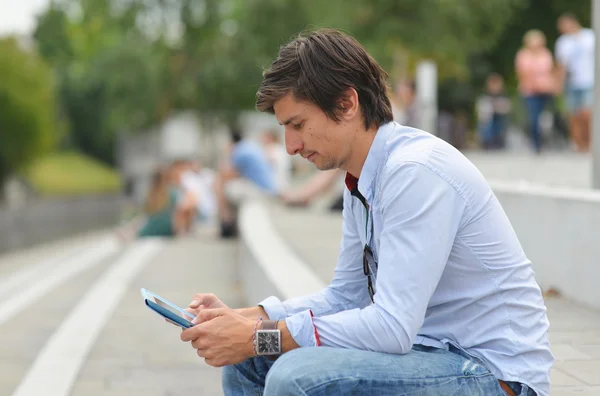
[181,326,203,342]
[193,307,227,324]
[204,357,223,367]
[191,337,207,350]
[183,305,202,319]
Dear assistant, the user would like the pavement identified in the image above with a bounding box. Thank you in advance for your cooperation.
[269,203,600,395]
[464,150,592,190]
[0,227,243,396]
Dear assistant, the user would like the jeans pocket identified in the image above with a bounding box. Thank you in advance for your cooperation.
[460,358,489,377]
[448,343,490,370]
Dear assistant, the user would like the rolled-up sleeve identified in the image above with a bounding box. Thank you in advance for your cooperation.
[284,162,467,353]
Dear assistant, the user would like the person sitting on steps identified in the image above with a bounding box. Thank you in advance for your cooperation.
[181,29,553,396]
[214,127,278,238]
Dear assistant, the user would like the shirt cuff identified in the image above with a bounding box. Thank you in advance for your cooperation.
[285,309,321,348]
[257,296,287,320]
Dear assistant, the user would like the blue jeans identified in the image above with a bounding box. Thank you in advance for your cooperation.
[523,94,552,152]
[479,115,507,150]
[222,345,535,395]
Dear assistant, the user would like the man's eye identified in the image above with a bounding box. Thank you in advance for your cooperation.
[293,122,304,130]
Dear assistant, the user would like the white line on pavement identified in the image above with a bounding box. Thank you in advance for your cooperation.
[12,238,165,396]
[0,243,90,302]
[0,237,120,328]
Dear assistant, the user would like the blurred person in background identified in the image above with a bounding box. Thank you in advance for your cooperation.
[396,79,420,128]
[388,84,405,123]
[515,29,556,153]
[281,168,344,209]
[214,127,277,238]
[476,73,512,150]
[261,128,292,191]
[174,159,217,235]
[555,13,595,153]
[136,166,179,238]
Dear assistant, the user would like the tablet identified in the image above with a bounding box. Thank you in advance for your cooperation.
[141,288,196,329]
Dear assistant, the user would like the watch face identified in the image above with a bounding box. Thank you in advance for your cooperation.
[257,330,281,355]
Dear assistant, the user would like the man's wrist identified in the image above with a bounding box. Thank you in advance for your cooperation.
[277,319,300,353]
[235,305,269,321]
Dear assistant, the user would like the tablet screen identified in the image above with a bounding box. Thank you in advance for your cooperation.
[141,288,196,321]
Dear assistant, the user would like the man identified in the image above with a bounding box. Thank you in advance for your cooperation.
[180,29,553,395]
[214,128,277,237]
[555,13,595,152]
[396,79,420,128]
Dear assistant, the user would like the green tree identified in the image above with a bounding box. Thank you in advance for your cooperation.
[0,37,59,197]
[179,0,527,122]
[34,0,168,164]
[304,0,525,80]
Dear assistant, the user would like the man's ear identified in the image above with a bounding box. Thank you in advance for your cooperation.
[338,87,359,120]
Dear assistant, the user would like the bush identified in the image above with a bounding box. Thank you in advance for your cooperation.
[0,37,59,191]
[22,151,121,197]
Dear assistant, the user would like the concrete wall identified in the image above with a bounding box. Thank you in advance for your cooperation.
[0,194,124,254]
[490,180,600,311]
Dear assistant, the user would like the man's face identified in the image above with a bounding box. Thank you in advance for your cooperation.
[558,18,575,34]
[273,93,355,171]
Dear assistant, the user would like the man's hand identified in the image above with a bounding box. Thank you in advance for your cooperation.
[185,293,228,318]
[180,308,255,367]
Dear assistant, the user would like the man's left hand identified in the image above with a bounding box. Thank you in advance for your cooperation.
[180,308,256,367]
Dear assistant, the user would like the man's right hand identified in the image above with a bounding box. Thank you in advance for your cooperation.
[185,293,269,323]
[186,293,228,318]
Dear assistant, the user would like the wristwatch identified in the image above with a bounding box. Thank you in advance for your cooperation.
[254,320,281,356]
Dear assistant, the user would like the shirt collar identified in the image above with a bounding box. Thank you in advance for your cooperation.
[344,121,397,203]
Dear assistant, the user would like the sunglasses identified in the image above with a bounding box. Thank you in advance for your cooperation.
[363,244,377,302]
[351,186,377,303]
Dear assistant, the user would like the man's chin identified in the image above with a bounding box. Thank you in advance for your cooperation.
[313,162,335,171]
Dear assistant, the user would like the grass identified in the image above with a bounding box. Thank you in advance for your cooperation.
[22,151,122,197]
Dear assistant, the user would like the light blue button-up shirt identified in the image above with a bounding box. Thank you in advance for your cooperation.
[260,122,553,396]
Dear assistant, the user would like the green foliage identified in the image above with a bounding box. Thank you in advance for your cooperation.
[22,151,121,196]
[27,0,580,167]
[34,0,168,165]
[311,0,526,79]
[0,37,59,191]
[160,0,526,125]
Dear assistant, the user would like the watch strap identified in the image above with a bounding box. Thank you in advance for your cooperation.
[261,320,279,330]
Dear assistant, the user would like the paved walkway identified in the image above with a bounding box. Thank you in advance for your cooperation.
[0,227,241,396]
[464,150,592,189]
[270,203,600,395]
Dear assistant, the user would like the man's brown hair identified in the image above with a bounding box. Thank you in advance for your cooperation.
[256,29,393,130]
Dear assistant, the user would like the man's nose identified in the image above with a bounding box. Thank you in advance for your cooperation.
[285,129,303,156]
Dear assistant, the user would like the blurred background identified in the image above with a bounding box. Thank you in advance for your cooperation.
[0,0,591,228]
[2,1,600,395]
